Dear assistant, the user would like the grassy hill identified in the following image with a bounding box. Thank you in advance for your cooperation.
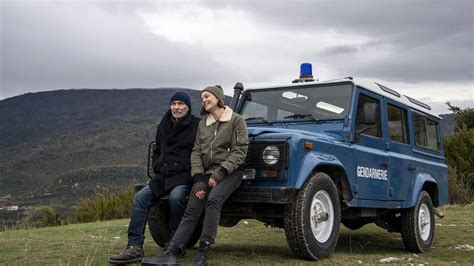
[1,204,473,265]
[0,88,206,210]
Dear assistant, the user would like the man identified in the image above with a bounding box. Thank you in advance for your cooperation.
[108,91,200,265]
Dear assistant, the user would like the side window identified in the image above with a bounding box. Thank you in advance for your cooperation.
[426,119,440,150]
[387,104,409,144]
[414,113,427,146]
[356,94,381,138]
[413,112,440,150]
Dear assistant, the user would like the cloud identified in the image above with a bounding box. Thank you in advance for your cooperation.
[324,45,360,55]
[203,0,474,83]
[0,1,236,99]
[427,99,474,115]
[1,0,473,111]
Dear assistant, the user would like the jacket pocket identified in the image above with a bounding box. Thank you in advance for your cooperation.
[168,161,187,173]
[235,130,248,145]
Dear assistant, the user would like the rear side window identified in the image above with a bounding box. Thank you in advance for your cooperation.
[387,104,409,144]
[413,112,440,150]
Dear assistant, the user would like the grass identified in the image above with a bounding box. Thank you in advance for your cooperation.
[1,204,473,265]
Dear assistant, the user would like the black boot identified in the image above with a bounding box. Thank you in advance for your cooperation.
[108,245,144,264]
[189,242,210,266]
[162,242,186,257]
[141,244,182,266]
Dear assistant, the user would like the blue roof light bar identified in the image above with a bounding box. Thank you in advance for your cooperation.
[300,63,313,79]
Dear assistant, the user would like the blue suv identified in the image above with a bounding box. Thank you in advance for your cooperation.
[147,64,448,260]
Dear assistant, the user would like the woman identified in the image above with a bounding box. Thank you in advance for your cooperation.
[142,85,249,266]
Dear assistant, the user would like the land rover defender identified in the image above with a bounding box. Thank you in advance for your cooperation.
[147,63,448,260]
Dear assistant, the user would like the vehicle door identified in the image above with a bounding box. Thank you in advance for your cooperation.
[384,100,414,201]
[353,89,389,201]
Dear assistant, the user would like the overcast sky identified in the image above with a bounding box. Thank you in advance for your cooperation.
[1,0,473,114]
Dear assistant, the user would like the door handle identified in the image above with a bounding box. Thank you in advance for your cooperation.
[408,164,416,171]
[380,161,389,167]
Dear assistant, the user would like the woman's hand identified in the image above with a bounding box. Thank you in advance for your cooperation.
[195,190,207,199]
[193,180,208,199]
[208,178,217,188]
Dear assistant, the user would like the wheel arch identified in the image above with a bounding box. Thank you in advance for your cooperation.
[295,152,353,203]
[409,173,440,207]
[422,182,439,207]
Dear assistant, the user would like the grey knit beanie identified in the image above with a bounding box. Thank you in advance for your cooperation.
[202,85,225,104]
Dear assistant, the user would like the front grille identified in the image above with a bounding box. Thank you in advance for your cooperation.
[244,140,288,171]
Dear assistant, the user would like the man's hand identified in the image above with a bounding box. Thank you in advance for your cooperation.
[208,178,217,188]
[195,190,207,199]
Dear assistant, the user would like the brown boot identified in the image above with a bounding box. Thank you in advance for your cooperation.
[108,245,144,264]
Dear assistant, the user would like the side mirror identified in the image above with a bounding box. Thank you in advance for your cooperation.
[353,102,380,142]
[363,103,378,125]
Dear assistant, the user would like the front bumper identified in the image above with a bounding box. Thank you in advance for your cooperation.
[227,186,296,204]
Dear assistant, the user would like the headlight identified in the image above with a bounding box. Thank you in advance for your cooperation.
[262,145,280,165]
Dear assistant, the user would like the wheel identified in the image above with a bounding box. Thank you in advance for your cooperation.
[342,220,368,230]
[284,172,341,260]
[400,191,435,253]
[148,200,203,248]
[148,200,170,248]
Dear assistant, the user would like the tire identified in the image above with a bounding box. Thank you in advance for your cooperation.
[400,191,435,253]
[148,200,170,248]
[148,200,203,248]
[284,172,341,260]
[342,220,368,230]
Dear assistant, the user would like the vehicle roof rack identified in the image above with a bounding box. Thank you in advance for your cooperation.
[375,82,400,97]
[405,96,431,110]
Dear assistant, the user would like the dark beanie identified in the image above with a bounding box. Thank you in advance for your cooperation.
[170,91,191,110]
[202,85,225,104]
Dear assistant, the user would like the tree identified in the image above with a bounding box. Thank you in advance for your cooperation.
[444,103,474,204]
[446,101,474,129]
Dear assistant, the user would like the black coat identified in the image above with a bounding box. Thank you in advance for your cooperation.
[150,110,200,196]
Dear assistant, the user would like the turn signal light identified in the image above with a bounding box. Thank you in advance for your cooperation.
[260,170,278,178]
[304,141,314,149]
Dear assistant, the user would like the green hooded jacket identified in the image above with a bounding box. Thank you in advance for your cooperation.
[191,107,249,179]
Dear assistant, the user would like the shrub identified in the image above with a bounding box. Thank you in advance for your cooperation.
[20,206,61,228]
[447,166,472,204]
[70,183,136,223]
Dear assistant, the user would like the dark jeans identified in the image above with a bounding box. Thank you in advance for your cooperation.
[171,171,242,246]
[127,185,191,246]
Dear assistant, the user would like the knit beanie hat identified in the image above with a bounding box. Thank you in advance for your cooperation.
[202,85,225,104]
[170,91,192,110]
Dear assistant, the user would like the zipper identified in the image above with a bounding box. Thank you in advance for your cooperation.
[210,122,218,173]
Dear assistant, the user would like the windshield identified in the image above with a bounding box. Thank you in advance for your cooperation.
[241,83,353,122]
